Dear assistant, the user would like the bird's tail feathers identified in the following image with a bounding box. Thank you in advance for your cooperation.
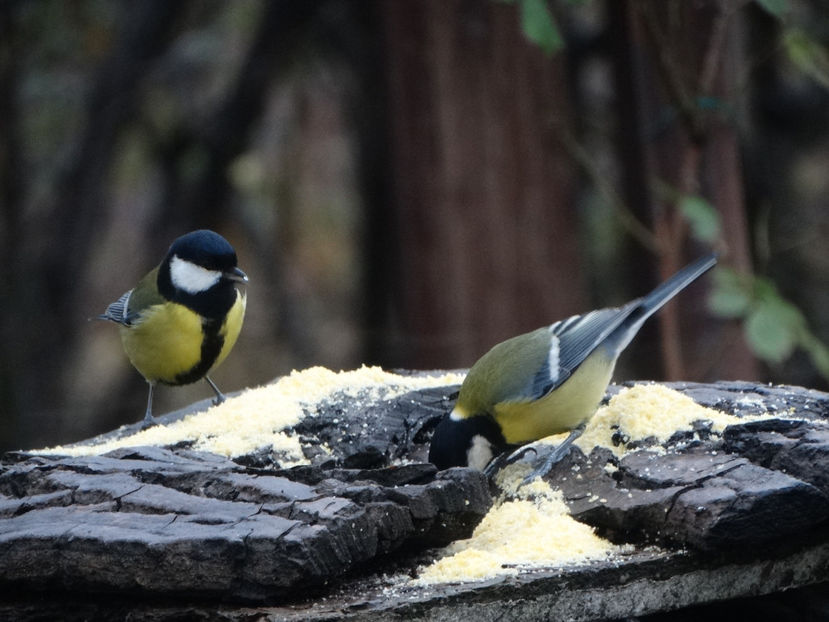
[610,253,717,353]
[639,253,718,316]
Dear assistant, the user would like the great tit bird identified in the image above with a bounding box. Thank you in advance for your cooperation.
[99,229,248,427]
[429,254,717,478]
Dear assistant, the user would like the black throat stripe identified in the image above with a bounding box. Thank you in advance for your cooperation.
[171,317,225,386]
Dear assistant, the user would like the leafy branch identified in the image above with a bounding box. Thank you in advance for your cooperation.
[506,0,829,381]
[756,0,829,91]
[709,268,829,378]
[672,190,829,381]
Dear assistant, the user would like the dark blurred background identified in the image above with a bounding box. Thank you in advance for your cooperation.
[1,0,828,451]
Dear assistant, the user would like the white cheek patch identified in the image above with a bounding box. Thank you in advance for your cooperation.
[466,434,494,471]
[170,255,222,294]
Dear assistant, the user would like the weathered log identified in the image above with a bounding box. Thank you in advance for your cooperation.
[0,378,828,620]
[0,448,490,602]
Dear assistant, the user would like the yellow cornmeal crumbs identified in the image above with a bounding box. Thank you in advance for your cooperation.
[414,466,616,585]
[40,366,466,461]
[416,384,773,585]
[574,383,768,457]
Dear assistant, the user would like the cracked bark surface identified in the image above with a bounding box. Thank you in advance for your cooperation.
[0,446,490,602]
[0,380,828,619]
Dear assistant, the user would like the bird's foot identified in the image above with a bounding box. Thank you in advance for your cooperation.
[483,444,538,479]
[139,414,160,430]
[520,425,585,487]
[205,376,226,406]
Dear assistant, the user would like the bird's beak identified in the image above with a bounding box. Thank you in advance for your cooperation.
[225,267,249,283]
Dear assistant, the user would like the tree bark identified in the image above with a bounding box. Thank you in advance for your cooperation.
[615,0,759,381]
[381,0,586,369]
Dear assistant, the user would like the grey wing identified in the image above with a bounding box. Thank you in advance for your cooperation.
[527,302,641,399]
[97,290,136,326]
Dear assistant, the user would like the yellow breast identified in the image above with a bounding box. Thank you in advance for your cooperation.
[493,349,614,445]
[119,292,246,385]
[212,291,246,371]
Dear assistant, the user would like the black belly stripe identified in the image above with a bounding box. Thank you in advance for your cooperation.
[172,317,225,386]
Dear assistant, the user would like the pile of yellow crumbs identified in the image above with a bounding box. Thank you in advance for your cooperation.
[414,383,772,585]
[413,467,618,584]
[574,383,769,457]
[41,366,466,462]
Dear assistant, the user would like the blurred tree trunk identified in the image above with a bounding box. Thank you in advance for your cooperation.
[155,0,326,240]
[379,0,587,369]
[3,1,186,449]
[2,0,324,450]
[611,0,759,381]
[0,1,21,446]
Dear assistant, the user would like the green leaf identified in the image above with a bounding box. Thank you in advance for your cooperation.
[708,267,751,319]
[678,195,721,243]
[519,0,563,56]
[744,296,804,364]
[708,285,751,318]
[754,0,790,18]
[708,265,829,381]
[783,28,829,91]
[745,307,793,363]
[750,275,778,301]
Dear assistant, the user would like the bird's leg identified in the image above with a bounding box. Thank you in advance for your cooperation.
[140,383,159,429]
[205,376,226,405]
[521,423,586,486]
[483,444,538,479]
